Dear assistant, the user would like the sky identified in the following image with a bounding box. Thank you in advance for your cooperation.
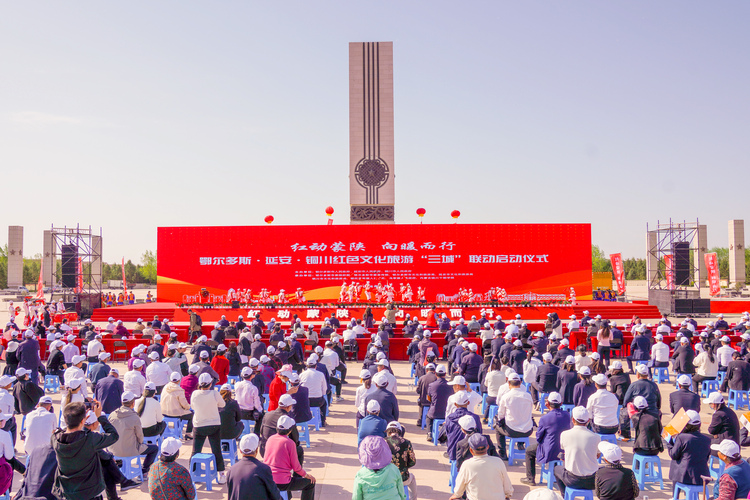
[1,1,748,263]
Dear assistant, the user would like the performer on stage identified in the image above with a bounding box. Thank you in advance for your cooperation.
[340,282,347,302]
[8,302,15,323]
[363,281,373,301]
[375,283,384,303]
[417,287,426,303]
[128,291,135,304]
[403,284,413,302]
[146,291,153,303]
[295,288,305,303]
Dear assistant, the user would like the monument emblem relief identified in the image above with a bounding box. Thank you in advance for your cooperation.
[354,157,390,204]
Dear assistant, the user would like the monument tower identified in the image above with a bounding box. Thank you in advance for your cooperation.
[349,42,395,224]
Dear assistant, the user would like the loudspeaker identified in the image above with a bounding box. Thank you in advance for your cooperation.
[674,299,693,315]
[61,245,78,289]
[692,299,711,315]
[231,300,240,309]
[672,242,690,286]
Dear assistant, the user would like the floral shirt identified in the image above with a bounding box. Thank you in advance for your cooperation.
[148,459,196,500]
[386,435,416,481]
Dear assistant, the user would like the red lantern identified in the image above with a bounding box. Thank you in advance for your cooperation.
[264,215,274,224]
[325,206,334,217]
[451,210,461,219]
[416,208,426,218]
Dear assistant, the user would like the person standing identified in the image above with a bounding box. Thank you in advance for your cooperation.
[190,373,227,483]
[16,330,42,385]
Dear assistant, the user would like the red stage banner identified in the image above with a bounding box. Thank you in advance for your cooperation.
[664,254,674,290]
[75,257,83,294]
[609,253,625,294]
[33,260,44,301]
[705,252,721,296]
[157,223,592,304]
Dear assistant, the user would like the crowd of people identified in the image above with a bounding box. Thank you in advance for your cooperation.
[1,307,750,499]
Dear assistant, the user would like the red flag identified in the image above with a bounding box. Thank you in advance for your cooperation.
[33,260,45,301]
[705,252,721,296]
[664,254,675,290]
[122,258,128,296]
[609,253,626,294]
[76,257,83,294]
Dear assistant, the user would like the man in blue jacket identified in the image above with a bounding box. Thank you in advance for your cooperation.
[440,391,482,461]
[357,400,387,445]
[522,391,570,485]
[626,327,652,373]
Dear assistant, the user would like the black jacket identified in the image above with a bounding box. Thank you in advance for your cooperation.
[13,379,45,415]
[552,347,575,367]
[707,403,740,446]
[535,363,560,393]
[632,410,664,454]
[669,388,700,415]
[667,430,711,486]
[365,388,399,423]
[226,456,282,500]
[15,443,57,499]
[608,372,631,405]
[721,360,750,392]
[259,408,300,456]
[556,369,578,404]
[220,399,244,439]
[52,416,119,499]
[671,345,695,374]
[595,463,638,500]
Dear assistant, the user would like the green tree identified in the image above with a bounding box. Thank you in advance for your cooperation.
[139,250,156,284]
[0,245,7,289]
[623,258,646,280]
[592,245,613,274]
[22,256,41,288]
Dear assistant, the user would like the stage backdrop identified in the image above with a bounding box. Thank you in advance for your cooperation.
[157,224,592,303]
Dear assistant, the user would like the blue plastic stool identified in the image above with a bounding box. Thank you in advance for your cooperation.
[163,417,185,439]
[717,371,727,385]
[421,407,429,429]
[561,404,574,413]
[701,380,720,398]
[143,435,162,449]
[0,488,9,500]
[709,454,726,480]
[597,433,618,445]
[676,374,692,390]
[227,375,240,387]
[280,491,289,500]
[449,459,458,491]
[506,436,529,466]
[728,389,750,410]
[487,405,499,425]
[190,453,218,491]
[114,455,144,482]
[44,375,60,393]
[220,439,238,466]
[469,383,481,393]
[540,460,562,489]
[654,367,670,384]
[539,392,550,415]
[310,407,322,431]
[241,419,256,437]
[404,484,410,500]
[564,488,594,500]
[297,421,312,448]
[673,483,703,500]
[432,419,445,446]
[632,453,664,489]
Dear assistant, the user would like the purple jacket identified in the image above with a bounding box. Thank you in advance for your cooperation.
[180,374,199,403]
[535,408,571,464]
[444,407,482,460]
[17,338,41,372]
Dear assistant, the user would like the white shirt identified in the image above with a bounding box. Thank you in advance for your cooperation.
[64,366,88,398]
[352,325,367,337]
[568,320,580,331]
[480,328,494,342]
[87,339,104,358]
[485,370,506,398]
[61,344,79,364]
[299,368,327,398]
[0,390,14,415]
[124,370,146,397]
[320,349,340,376]
[574,355,593,372]
[656,324,671,334]
[498,387,533,432]
[717,346,735,367]
[505,324,519,336]
[136,397,163,429]
[355,384,377,416]
[651,342,670,363]
[24,407,57,455]
[235,380,262,412]
[560,425,601,476]
[0,429,13,460]
[523,358,541,384]
[343,329,357,341]
[445,390,483,418]
[146,361,172,387]
[586,388,619,427]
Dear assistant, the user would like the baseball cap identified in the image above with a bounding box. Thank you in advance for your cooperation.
[635,364,649,376]
[149,351,160,360]
[359,369,372,380]
[458,414,477,431]
[677,374,692,386]
[72,355,86,365]
[220,383,232,391]
[454,391,470,406]
[278,394,295,407]
[508,372,521,382]
[452,375,466,386]
[579,366,591,376]
[0,376,15,387]
[98,352,110,360]
[277,415,295,430]
[598,441,622,463]
[198,373,213,385]
[565,355,575,365]
[188,363,200,374]
[144,381,156,391]
[170,372,181,382]
[15,367,30,378]
[239,433,260,454]
[249,358,260,367]
[592,374,608,386]
[435,365,447,375]
[373,372,389,387]
[542,352,552,361]
[161,437,182,456]
[572,406,590,423]
[468,433,488,450]
[704,392,724,405]
[609,361,622,370]
[367,400,381,413]
[547,392,562,404]
[217,344,227,352]
[711,439,741,458]
[633,396,648,409]
[686,409,701,425]
[39,395,53,404]
[561,339,569,346]
[199,351,209,358]
[287,372,300,384]
[121,391,137,403]
[376,359,389,367]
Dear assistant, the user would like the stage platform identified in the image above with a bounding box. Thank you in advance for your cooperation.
[91,300,663,324]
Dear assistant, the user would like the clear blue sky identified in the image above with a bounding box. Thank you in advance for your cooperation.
[1,1,748,263]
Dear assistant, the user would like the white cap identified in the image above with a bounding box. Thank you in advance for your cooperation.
[217,344,227,352]
[572,406,590,423]
[85,410,98,425]
[598,441,622,463]
[565,355,575,365]
[592,374,608,386]
[609,361,622,370]
[367,400,381,413]
[590,352,600,360]
[220,383,232,391]
[68,378,83,389]
[241,366,253,377]
[198,373,213,385]
[39,395,53,404]
[542,352,552,361]
[288,372,300,384]
[704,392,724,405]
[161,437,182,456]
[633,396,648,409]
[579,366,591,376]
[721,336,731,342]
[72,355,86,365]
[153,334,162,341]
[278,394,295,407]
[199,350,209,359]
[452,375,466,386]
[277,415,295,430]
[359,369,372,379]
[454,391,470,405]
[121,391,137,403]
[469,343,478,351]
[149,351,160,360]
[513,340,523,347]
[435,365,447,375]
[376,359,389,367]
[198,335,207,342]
[458,414,477,431]
[561,339,569,346]
[188,363,200,374]
[680,337,688,344]
[15,367,30,377]
[373,372,389,387]
[635,364,649,376]
[677,374,692,386]
[685,409,701,425]
[260,355,270,363]
[0,376,15,387]
[711,439,741,458]
[249,358,260,367]
[239,433,260,454]
[170,372,182,382]
[507,372,521,382]
[144,381,156,391]
[547,392,562,404]
[137,318,144,322]
[133,359,145,368]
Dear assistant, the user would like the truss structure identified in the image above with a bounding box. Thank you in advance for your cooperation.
[50,225,103,316]
[647,219,701,291]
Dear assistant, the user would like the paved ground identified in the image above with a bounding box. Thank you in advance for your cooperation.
[6,356,739,500]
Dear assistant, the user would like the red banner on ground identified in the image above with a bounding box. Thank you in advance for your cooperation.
[157,223,592,303]
[34,260,45,301]
[609,253,625,294]
[664,254,675,290]
[705,252,721,295]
